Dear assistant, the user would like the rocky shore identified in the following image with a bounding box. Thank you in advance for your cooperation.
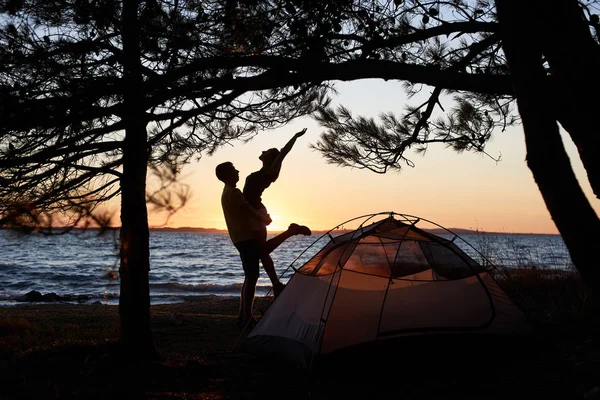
[15,290,94,303]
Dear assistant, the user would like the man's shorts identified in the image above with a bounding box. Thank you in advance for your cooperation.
[234,239,261,280]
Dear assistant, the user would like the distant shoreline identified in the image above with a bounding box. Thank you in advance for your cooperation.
[150,226,559,236]
[0,226,560,236]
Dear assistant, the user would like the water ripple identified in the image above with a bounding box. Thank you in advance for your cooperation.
[0,230,572,306]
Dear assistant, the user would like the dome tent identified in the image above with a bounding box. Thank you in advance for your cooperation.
[242,212,532,370]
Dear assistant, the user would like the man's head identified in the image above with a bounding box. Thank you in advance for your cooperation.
[259,148,280,166]
[215,162,239,185]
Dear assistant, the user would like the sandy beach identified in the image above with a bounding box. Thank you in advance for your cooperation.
[1,289,599,399]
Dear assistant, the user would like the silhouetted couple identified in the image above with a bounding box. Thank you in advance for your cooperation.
[216,128,311,327]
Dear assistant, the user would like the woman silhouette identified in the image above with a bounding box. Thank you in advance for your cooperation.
[243,128,311,297]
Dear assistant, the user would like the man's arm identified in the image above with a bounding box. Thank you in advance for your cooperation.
[241,202,272,225]
[233,188,272,225]
[265,128,307,178]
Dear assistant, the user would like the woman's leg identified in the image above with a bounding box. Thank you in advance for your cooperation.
[260,251,285,296]
[262,223,312,254]
[254,228,285,295]
[257,224,311,298]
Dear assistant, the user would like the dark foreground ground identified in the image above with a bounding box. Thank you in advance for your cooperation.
[1,270,599,399]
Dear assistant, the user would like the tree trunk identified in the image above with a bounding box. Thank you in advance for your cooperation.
[535,0,600,199]
[119,0,159,360]
[496,0,600,294]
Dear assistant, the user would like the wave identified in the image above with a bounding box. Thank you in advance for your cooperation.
[149,282,273,293]
[0,281,272,302]
[0,286,254,306]
[151,282,240,293]
[0,291,118,301]
[153,252,199,259]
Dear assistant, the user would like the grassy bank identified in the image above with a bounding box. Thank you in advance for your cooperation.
[1,269,599,399]
[495,267,600,398]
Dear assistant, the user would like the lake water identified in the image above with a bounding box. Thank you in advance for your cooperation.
[0,229,573,306]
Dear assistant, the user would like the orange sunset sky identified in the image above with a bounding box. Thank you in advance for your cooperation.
[145,79,600,235]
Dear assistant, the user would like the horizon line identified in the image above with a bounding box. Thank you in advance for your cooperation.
[0,225,560,236]
[146,226,558,236]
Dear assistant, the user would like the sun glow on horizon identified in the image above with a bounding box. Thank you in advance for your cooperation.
[265,211,285,232]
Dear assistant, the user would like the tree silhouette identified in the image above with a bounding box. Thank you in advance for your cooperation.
[495,0,600,293]
[0,0,332,359]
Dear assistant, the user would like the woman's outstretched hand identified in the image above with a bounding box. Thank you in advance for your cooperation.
[294,128,307,138]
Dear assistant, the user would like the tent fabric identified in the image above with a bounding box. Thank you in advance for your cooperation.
[243,214,531,369]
